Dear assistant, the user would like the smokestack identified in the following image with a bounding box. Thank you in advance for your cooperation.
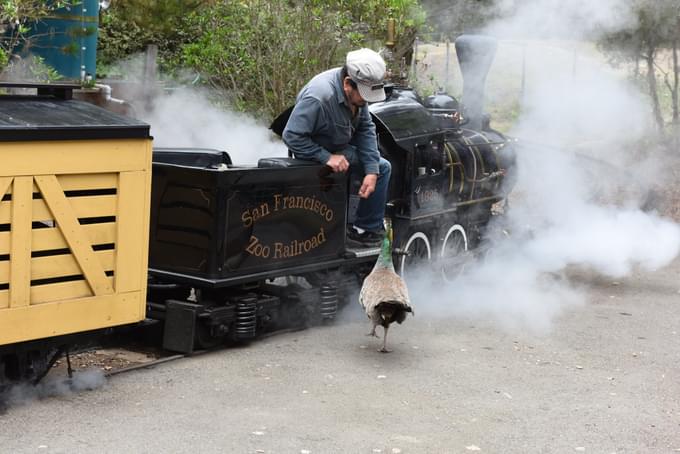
[455,35,497,131]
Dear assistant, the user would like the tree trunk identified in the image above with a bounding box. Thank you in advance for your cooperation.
[672,40,679,124]
[672,39,680,147]
[645,51,664,132]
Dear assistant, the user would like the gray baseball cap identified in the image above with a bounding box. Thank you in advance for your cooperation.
[346,48,386,103]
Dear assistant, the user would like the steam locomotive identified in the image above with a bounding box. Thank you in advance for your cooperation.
[145,34,516,352]
[0,35,516,385]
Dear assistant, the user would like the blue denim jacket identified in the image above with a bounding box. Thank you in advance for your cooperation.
[282,68,380,175]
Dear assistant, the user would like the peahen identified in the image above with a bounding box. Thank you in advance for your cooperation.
[358,218,413,353]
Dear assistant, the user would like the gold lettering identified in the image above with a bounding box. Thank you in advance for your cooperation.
[269,227,327,260]
[241,210,253,227]
[245,235,270,258]
[255,193,334,223]
[245,235,258,254]
[255,202,270,221]
[241,202,271,227]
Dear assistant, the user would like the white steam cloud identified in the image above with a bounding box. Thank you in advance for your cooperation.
[1,369,106,411]
[140,88,287,165]
[490,0,637,39]
[102,52,286,163]
[410,0,680,332]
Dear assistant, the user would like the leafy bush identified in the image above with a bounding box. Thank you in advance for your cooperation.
[96,0,425,118]
[0,0,73,79]
[181,0,426,119]
[97,0,203,77]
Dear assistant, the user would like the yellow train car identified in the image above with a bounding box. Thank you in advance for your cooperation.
[0,83,152,384]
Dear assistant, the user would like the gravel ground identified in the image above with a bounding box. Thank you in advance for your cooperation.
[1,255,680,453]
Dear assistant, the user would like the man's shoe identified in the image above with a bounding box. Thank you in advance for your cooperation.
[346,227,383,248]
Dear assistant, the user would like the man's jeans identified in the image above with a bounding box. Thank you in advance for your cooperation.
[351,156,391,232]
[294,145,391,233]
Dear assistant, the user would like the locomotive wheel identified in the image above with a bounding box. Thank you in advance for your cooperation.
[194,322,226,349]
[0,348,59,386]
[398,231,432,277]
[440,224,469,281]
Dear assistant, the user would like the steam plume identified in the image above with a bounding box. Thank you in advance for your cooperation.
[410,0,680,331]
[102,53,287,164]
[141,88,287,165]
[0,369,106,411]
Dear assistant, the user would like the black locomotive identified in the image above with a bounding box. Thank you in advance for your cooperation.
[0,35,516,386]
[145,34,517,352]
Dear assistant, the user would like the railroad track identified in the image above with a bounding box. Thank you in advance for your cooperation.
[59,326,310,380]
[103,352,192,377]
[0,325,310,408]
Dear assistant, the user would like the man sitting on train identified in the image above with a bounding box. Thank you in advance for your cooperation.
[282,48,391,248]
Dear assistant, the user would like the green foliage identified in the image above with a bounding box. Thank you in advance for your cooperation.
[97,9,155,73]
[597,0,680,132]
[182,1,339,116]
[60,41,79,57]
[67,25,97,40]
[598,1,680,64]
[9,54,64,82]
[0,0,74,78]
[0,0,73,21]
[81,74,96,88]
[33,55,63,81]
[181,0,427,119]
[97,0,205,76]
[420,0,500,38]
[95,0,427,117]
[103,0,205,37]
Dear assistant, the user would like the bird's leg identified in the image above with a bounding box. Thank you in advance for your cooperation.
[366,324,379,337]
[379,325,392,353]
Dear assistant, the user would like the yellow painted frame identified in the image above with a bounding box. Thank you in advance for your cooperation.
[0,138,152,345]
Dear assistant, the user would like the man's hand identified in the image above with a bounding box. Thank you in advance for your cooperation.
[326,155,350,173]
[358,174,378,199]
